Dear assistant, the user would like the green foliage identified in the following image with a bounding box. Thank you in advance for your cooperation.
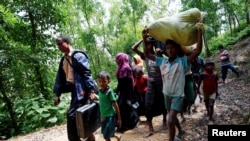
[207,24,250,54]
[0,105,14,139]
[0,95,69,140]
[243,112,250,124]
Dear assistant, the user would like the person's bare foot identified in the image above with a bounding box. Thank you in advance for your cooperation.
[144,130,154,137]
[179,117,186,124]
[86,134,95,141]
[208,120,214,125]
[160,122,168,130]
[175,130,185,141]
[209,117,215,122]
[114,134,122,141]
[144,122,154,137]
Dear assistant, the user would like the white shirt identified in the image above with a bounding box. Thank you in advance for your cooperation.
[156,56,189,97]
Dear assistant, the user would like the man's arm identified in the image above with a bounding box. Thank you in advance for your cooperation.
[74,52,97,93]
[187,18,204,62]
[53,57,65,105]
[131,39,144,57]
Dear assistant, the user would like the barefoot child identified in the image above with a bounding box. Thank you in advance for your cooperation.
[199,60,218,123]
[133,66,148,116]
[91,71,122,141]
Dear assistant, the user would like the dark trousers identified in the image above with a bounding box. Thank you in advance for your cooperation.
[67,98,88,141]
[221,64,239,82]
[67,113,80,141]
[145,80,167,121]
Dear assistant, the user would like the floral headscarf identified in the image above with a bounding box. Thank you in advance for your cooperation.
[115,53,133,79]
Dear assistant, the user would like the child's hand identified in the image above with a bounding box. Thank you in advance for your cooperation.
[155,48,163,54]
[54,96,60,106]
[117,118,122,128]
[89,93,98,100]
[142,28,148,38]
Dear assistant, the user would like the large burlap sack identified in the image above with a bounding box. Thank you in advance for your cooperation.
[147,8,205,47]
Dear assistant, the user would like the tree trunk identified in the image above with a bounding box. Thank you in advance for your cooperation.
[0,74,19,135]
[232,11,239,28]
[246,0,250,24]
[28,10,47,99]
[228,14,233,36]
[203,31,211,57]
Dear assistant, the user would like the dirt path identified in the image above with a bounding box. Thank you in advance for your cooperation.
[8,76,249,141]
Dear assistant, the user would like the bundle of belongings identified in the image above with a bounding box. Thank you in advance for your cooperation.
[147,8,206,54]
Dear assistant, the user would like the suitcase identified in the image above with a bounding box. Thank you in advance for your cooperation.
[76,101,101,139]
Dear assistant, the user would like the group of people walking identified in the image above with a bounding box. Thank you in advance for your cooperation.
[52,16,240,141]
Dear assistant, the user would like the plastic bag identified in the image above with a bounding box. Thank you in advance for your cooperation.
[127,100,140,109]
[194,95,200,106]
[147,8,206,47]
[132,102,139,109]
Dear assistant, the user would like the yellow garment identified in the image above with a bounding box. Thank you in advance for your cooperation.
[147,8,205,47]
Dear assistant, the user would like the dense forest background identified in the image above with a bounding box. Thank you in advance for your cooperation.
[0,0,249,140]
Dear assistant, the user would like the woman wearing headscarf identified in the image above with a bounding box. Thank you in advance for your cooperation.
[115,53,140,132]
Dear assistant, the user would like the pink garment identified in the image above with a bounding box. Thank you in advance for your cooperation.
[115,53,133,79]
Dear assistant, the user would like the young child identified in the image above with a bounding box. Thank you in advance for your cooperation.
[92,71,122,141]
[133,66,148,116]
[143,18,203,141]
[132,54,145,73]
[199,60,218,124]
